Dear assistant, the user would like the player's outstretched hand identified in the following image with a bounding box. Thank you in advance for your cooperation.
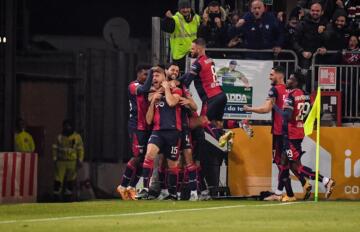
[165,10,173,18]
[243,105,251,112]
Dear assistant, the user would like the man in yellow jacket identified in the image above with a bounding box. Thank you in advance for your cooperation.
[14,118,35,153]
[161,0,201,71]
[52,119,84,200]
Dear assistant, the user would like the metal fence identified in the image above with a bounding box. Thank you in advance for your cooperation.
[311,51,360,120]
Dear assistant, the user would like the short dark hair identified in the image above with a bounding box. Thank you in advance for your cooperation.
[250,0,264,7]
[310,0,323,9]
[208,1,220,7]
[166,62,179,69]
[193,38,207,48]
[292,71,305,88]
[135,63,151,74]
[272,66,286,77]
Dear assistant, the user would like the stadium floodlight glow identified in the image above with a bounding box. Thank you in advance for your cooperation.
[3,37,6,43]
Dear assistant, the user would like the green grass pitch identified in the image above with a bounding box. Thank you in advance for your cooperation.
[0,200,359,232]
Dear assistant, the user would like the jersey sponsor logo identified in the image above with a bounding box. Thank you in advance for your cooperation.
[204,58,213,64]
[210,82,220,88]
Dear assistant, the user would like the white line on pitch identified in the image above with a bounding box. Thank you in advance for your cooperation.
[0,202,303,225]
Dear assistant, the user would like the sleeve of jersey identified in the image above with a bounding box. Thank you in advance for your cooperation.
[129,83,137,95]
[190,60,201,75]
[283,94,295,110]
[172,88,183,96]
[182,85,192,98]
[266,86,277,101]
[136,69,154,95]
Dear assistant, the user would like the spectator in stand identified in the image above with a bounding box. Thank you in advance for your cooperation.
[297,0,347,22]
[344,0,360,32]
[229,0,283,59]
[161,0,201,72]
[324,9,350,63]
[342,34,360,64]
[277,11,287,29]
[283,12,300,50]
[293,1,328,76]
[197,1,229,48]
[227,12,245,49]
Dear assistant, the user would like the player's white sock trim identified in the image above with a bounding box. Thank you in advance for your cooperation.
[323,177,329,186]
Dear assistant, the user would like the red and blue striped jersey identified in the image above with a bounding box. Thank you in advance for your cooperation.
[267,84,287,135]
[128,81,150,131]
[153,87,183,131]
[191,55,223,101]
[283,88,307,139]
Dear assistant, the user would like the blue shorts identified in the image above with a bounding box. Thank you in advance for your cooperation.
[128,128,151,158]
[201,92,227,121]
[148,130,181,161]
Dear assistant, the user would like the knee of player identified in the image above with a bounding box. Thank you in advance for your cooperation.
[167,159,178,169]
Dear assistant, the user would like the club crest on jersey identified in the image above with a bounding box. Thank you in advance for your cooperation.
[155,101,165,108]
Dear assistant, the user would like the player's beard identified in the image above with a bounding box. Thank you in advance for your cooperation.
[169,74,178,80]
[271,80,277,86]
[191,51,199,58]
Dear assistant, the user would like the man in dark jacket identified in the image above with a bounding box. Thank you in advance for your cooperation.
[293,1,328,75]
[229,0,283,59]
[324,9,350,64]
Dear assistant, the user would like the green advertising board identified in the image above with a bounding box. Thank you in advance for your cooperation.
[221,85,253,119]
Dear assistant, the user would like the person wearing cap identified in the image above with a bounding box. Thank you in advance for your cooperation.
[216,60,249,87]
[161,0,201,72]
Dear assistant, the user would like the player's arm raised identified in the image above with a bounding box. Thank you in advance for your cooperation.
[243,99,273,114]
[136,69,154,95]
[162,81,180,107]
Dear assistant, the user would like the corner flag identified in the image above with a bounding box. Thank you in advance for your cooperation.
[304,87,321,202]
[304,87,321,136]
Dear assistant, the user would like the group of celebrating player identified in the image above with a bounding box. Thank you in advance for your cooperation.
[116,37,335,202]
[244,66,335,202]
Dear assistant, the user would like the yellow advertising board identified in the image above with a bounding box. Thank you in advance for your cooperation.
[229,126,360,200]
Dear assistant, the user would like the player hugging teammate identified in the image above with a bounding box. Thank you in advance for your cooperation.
[117,62,211,201]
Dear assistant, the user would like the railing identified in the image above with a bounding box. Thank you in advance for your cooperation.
[311,50,360,120]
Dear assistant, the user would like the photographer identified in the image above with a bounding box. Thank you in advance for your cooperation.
[197,1,228,48]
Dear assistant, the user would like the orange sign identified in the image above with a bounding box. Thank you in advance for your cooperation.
[229,126,360,200]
